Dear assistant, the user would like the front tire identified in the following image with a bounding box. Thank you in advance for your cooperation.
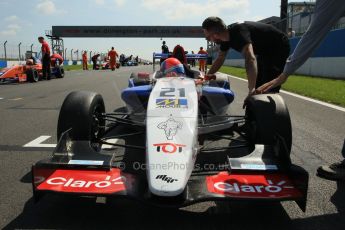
[57,91,105,150]
[245,94,292,164]
[26,68,39,82]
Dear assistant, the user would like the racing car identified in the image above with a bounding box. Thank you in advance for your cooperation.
[0,54,65,83]
[101,61,120,70]
[31,56,308,211]
[0,56,43,83]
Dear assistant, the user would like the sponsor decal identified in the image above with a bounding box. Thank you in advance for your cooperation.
[34,168,126,194]
[156,98,188,108]
[153,143,186,153]
[157,116,183,140]
[206,172,302,199]
[156,175,178,183]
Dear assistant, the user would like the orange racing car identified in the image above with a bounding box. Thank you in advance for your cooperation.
[0,54,65,83]
[0,57,43,83]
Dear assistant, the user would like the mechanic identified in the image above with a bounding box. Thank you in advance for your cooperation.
[160,41,169,64]
[201,17,290,99]
[91,53,100,70]
[172,44,199,78]
[108,47,119,71]
[190,51,196,67]
[198,47,208,73]
[254,0,345,181]
[38,36,51,80]
[82,51,88,70]
[50,53,63,67]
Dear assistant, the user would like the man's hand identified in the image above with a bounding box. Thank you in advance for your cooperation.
[204,74,216,81]
[255,73,289,94]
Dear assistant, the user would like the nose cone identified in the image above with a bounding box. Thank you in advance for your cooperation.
[145,78,198,197]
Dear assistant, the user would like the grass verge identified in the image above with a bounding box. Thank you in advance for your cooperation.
[218,66,345,107]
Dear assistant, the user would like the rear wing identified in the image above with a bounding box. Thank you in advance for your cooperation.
[152,52,208,70]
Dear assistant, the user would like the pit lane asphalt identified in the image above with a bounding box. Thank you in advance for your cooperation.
[0,66,344,230]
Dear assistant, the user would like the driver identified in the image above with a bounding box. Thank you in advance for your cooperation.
[160,57,185,77]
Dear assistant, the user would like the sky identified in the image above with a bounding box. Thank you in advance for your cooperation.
[0,0,309,60]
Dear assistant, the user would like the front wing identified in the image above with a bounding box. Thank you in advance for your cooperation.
[32,163,307,210]
[31,125,308,211]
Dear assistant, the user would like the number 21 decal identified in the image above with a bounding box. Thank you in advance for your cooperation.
[160,88,185,97]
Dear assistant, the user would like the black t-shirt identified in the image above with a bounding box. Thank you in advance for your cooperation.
[219,21,289,55]
[162,44,169,54]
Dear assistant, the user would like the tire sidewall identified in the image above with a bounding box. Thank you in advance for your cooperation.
[57,91,105,143]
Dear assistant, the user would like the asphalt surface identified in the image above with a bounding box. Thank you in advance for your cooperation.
[0,66,344,230]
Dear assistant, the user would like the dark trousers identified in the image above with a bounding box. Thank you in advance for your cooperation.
[42,54,51,79]
[256,41,290,93]
[92,60,97,70]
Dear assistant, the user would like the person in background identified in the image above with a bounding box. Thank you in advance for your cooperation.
[191,51,196,67]
[91,53,100,70]
[82,51,88,70]
[160,41,169,64]
[50,53,63,67]
[108,47,119,71]
[198,47,208,73]
[172,44,187,65]
[38,36,51,80]
[254,0,345,181]
[172,44,199,79]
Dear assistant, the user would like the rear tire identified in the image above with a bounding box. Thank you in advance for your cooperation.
[55,67,65,78]
[26,68,39,82]
[57,91,105,150]
[245,94,292,163]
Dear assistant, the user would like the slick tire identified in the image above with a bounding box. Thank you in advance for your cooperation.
[245,94,292,163]
[57,91,105,149]
[26,68,39,83]
[56,66,65,78]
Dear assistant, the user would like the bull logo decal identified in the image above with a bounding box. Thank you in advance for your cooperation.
[157,116,183,140]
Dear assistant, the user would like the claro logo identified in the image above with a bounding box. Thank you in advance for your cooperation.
[214,180,294,193]
[45,175,125,188]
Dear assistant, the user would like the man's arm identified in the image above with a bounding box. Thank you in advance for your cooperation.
[256,0,345,93]
[242,43,257,93]
[207,50,228,75]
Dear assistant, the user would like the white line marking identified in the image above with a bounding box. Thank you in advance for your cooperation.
[23,136,57,148]
[280,91,345,112]
[24,136,119,149]
[221,73,345,113]
[0,97,4,100]
[9,97,23,101]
